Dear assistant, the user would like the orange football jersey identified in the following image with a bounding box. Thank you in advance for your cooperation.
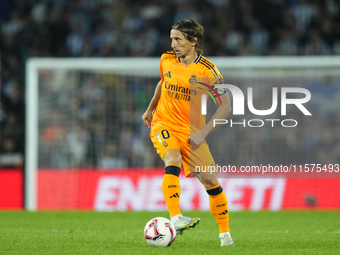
[151,51,223,134]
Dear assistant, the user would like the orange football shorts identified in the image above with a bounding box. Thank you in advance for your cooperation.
[150,123,215,177]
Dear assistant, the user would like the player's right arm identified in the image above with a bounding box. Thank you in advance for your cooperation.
[142,80,162,128]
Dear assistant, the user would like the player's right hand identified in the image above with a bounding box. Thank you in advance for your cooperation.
[142,110,153,128]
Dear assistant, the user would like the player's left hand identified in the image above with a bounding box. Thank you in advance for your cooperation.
[187,131,206,149]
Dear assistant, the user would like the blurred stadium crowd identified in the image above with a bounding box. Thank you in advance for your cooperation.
[36,71,340,169]
[1,0,340,168]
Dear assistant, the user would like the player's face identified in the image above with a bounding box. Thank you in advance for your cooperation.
[170,29,196,58]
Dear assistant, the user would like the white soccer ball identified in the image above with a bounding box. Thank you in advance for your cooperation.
[144,217,176,247]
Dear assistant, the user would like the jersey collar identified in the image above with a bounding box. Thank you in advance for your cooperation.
[194,54,202,64]
[176,53,202,65]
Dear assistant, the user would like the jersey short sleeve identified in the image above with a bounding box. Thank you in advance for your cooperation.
[198,56,227,97]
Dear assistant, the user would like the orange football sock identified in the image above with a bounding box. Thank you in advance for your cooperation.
[207,184,230,233]
[162,165,181,217]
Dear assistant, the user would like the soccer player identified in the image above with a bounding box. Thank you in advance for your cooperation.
[142,19,233,246]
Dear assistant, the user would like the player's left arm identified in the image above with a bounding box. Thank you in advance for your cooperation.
[188,89,231,148]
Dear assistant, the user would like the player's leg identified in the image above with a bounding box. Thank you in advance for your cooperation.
[150,126,200,234]
[194,172,233,246]
[188,142,233,246]
[150,126,181,216]
[163,148,200,234]
[162,149,182,217]
[194,173,229,232]
[150,125,190,231]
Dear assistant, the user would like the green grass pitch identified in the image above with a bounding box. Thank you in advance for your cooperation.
[0,211,339,255]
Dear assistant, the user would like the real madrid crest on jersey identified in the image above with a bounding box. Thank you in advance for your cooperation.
[214,77,227,95]
[189,75,196,85]
[216,88,225,95]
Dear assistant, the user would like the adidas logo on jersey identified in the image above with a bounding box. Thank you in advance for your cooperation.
[170,193,179,198]
[217,203,226,207]
[164,71,171,78]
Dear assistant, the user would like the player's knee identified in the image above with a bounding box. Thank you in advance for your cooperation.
[201,178,219,190]
[163,149,181,166]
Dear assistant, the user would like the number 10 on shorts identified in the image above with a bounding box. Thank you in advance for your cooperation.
[156,130,170,143]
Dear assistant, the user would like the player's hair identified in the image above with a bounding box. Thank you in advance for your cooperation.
[172,19,204,54]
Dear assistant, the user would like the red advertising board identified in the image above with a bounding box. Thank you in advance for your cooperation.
[0,169,23,209]
[1,168,338,210]
[37,168,340,211]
